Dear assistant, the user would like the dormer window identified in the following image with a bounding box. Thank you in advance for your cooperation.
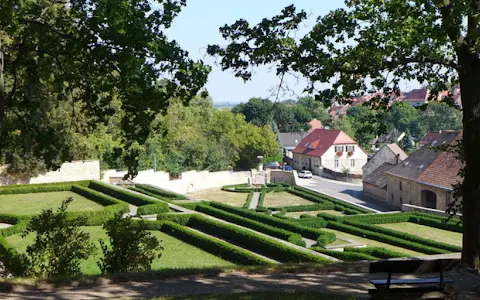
[308,143,315,149]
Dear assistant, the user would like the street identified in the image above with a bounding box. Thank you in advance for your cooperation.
[296,175,392,212]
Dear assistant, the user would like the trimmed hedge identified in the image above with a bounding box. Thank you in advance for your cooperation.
[137,203,170,215]
[156,213,193,225]
[134,184,187,200]
[257,191,266,208]
[242,191,254,209]
[0,180,90,195]
[344,247,408,259]
[0,237,27,276]
[317,213,341,222]
[342,213,410,224]
[274,203,335,212]
[408,214,463,233]
[195,203,306,247]
[160,221,272,266]
[327,221,451,255]
[311,246,378,261]
[72,185,128,208]
[0,220,29,237]
[293,218,329,229]
[316,234,336,247]
[128,186,172,202]
[187,215,331,263]
[344,220,462,253]
[208,202,335,242]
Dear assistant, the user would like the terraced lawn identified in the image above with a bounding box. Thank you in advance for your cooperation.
[378,222,462,247]
[0,191,104,215]
[320,228,424,257]
[187,188,247,207]
[265,192,315,207]
[6,226,235,275]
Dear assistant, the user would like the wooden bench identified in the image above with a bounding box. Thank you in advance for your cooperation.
[369,258,460,298]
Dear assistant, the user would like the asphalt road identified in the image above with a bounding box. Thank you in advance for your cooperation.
[296,175,392,212]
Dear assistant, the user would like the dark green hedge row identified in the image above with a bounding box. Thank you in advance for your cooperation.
[0,180,90,195]
[208,202,335,242]
[178,202,199,210]
[0,220,29,237]
[293,217,328,229]
[128,186,172,202]
[327,221,450,255]
[242,191,254,209]
[344,247,409,259]
[134,184,187,200]
[72,185,128,208]
[257,191,266,208]
[0,237,27,276]
[334,205,361,215]
[311,246,377,261]
[195,203,306,247]
[286,188,324,204]
[274,203,335,212]
[156,213,193,225]
[316,213,342,222]
[316,233,336,247]
[342,213,410,224]
[0,213,27,225]
[136,203,170,215]
[88,181,168,210]
[221,183,249,191]
[344,220,462,253]
[160,221,272,266]
[408,214,463,233]
[187,215,331,263]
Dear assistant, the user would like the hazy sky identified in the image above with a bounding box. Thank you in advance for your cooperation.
[166,0,419,104]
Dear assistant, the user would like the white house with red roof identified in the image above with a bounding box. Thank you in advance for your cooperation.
[292,129,368,175]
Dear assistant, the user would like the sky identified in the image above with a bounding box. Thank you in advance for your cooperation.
[165,0,347,104]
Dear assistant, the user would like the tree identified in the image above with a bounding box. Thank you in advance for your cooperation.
[346,105,378,148]
[232,98,273,127]
[0,0,209,177]
[23,198,95,277]
[98,213,162,274]
[422,102,462,132]
[207,2,480,269]
[382,102,426,140]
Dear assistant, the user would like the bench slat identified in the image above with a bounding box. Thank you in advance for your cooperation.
[370,278,454,285]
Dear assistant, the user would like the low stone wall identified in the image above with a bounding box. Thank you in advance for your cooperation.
[321,168,363,184]
[103,169,252,195]
[402,203,461,219]
[0,160,101,186]
[270,170,297,185]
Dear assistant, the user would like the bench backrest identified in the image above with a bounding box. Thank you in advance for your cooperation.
[369,259,460,274]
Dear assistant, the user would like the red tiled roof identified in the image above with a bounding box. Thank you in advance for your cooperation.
[416,132,463,188]
[308,119,323,131]
[292,129,357,157]
[404,88,428,101]
[419,132,441,145]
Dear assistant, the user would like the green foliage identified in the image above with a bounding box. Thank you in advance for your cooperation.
[344,247,408,259]
[311,247,377,261]
[275,203,336,212]
[293,218,329,229]
[346,105,379,148]
[128,187,172,202]
[98,213,162,274]
[242,191,254,209]
[0,237,27,277]
[71,185,129,209]
[0,181,90,195]
[187,215,330,263]
[195,203,306,247]
[316,234,337,247]
[381,102,426,141]
[24,198,95,277]
[160,221,272,266]
[156,213,193,226]
[136,204,171,216]
[257,191,266,208]
[134,184,187,200]
[421,102,462,132]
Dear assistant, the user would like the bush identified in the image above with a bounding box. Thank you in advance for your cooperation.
[343,213,410,224]
[242,191,254,209]
[195,203,306,247]
[98,213,162,274]
[136,203,170,215]
[275,203,335,212]
[208,202,334,241]
[134,184,187,200]
[344,247,408,259]
[161,221,272,266]
[0,220,29,237]
[408,214,463,233]
[316,213,341,222]
[178,202,199,210]
[293,218,329,229]
[0,180,91,195]
[327,221,452,255]
[72,185,129,208]
[316,234,336,247]
[221,184,249,191]
[187,215,331,263]
[257,191,266,208]
[311,246,378,261]
[0,237,27,277]
[344,220,462,252]
[156,213,193,225]
[128,187,172,202]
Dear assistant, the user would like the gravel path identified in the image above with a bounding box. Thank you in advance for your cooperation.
[249,192,260,210]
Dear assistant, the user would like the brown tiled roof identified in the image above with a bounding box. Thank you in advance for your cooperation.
[404,88,428,102]
[292,129,357,157]
[363,162,396,188]
[419,132,441,145]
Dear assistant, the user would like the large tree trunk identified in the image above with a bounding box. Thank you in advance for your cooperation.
[458,52,480,270]
[0,44,4,126]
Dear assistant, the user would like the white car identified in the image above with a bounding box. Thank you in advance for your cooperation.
[298,170,313,178]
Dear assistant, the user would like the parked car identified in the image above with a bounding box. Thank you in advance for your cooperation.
[298,170,313,178]
[265,162,280,169]
[283,165,294,171]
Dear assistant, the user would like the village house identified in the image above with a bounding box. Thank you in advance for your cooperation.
[277,119,324,160]
[292,129,368,176]
[384,131,462,210]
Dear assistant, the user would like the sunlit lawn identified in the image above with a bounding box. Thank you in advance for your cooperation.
[320,228,423,257]
[264,192,315,207]
[187,188,248,207]
[378,222,462,247]
[6,226,235,275]
[0,191,104,215]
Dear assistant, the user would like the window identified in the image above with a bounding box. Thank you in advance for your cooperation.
[334,160,339,168]
[400,197,403,204]
[346,145,355,152]
[350,159,355,167]
[391,194,394,200]
[399,181,402,191]
[334,146,344,152]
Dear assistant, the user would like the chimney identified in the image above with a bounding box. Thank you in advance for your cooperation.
[396,153,400,165]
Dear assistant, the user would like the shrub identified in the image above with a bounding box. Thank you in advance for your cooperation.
[208,202,334,241]
[275,203,335,212]
[0,220,29,237]
[257,191,266,208]
[343,213,410,224]
[98,213,163,274]
[187,215,331,263]
[156,213,193,225]
[316,234,336,247]
[178,202,199,210]
[221,184,249,191]
[0,237,27,277]
[161,221,272,266]
[316,213,341,222]
[344,220,462,252]
[311,246,378,261]
[24,198,95,277]
[293,218,329,229]
[128,187,172,202]
[300,214,315,219]
[134,184,187,200]
[72,185,129,208]
[195,204,306,247]
[0,180,90,195]
[408,215,463,233]
[136,203,170,215]
[242,191,254,209]
[327,221,451,255]
[344,247,408,259]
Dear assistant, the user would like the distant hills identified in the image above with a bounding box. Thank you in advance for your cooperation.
[213,102,240,109]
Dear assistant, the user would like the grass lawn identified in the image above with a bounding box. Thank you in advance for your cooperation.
[327,238,350,246]
[378,222,462,247]
[0,191,104,215]
[187,188,248,207]
[285,210,345,219]
[152,291,354,300]
[264,192,314,207]
[6,226,235,275]
[319,210,346,216]
[320,228,423,257]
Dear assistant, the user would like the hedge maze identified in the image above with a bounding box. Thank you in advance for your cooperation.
[0,180,465,278]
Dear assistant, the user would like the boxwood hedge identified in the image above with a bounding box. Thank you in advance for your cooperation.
[0,180,90,195]
[344,247,409,259]
[134,184,187,200]
[311,246,378,261]
[242,191,254,209]
[273,203,335,212]
[156,213,193,225]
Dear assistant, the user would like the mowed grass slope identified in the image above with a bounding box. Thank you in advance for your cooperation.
[6,226,235,275]
[187,188,247,207]
[0,191,105,215]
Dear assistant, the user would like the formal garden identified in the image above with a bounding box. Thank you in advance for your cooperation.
[0,180,463,281]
